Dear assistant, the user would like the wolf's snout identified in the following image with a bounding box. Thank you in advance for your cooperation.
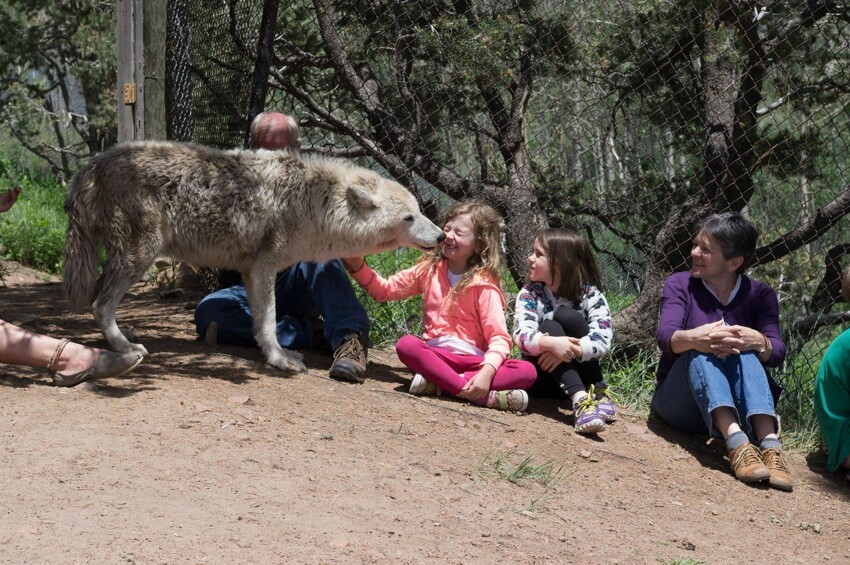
[437,232,446,243]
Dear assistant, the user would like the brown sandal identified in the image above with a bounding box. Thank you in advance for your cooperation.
[47,339,144,387]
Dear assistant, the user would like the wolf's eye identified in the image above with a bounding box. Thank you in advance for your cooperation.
[404,215,414,222]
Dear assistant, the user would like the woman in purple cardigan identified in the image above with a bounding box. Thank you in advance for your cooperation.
[653,212,792,491]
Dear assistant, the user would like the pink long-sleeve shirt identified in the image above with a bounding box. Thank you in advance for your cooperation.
[350,260,512,370]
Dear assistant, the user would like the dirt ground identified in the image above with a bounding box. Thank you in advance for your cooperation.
[1,260,849,564]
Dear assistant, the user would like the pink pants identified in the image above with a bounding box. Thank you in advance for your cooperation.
[395,334,537,396]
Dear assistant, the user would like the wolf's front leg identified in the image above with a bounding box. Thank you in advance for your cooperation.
[243,265,306,372]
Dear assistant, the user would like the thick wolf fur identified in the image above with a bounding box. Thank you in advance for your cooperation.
[64,140,444,371]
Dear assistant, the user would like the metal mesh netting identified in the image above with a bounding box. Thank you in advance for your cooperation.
[167,0,262,147]
[167,0,850,430]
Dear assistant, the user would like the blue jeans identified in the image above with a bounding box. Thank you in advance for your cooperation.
[652,351,777,439]
[195,260,369,351]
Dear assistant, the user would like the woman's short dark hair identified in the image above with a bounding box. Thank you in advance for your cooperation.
[695,212,759,274]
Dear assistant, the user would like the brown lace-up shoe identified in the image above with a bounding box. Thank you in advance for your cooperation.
[761,447,794,491]
[728,443,771,483]
[329,332,368,383]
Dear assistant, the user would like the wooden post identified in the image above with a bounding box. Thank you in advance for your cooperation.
[143,0,167,140]
[117,0,166,141]
[117,0,137,142]
[132,0,145,139]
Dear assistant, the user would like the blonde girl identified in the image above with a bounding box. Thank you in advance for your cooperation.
[344,200,536,412]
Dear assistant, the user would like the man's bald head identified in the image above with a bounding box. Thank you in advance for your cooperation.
[249,112,301,152]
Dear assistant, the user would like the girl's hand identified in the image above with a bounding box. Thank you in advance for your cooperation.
[0,187,21,213]
[460,367,494,402]
[342,257,365,274]
[548,336,582,364]
[537,351,561,372]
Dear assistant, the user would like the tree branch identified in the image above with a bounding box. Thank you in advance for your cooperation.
[809,244,850,312]
[764,1,831,53]
[753,186,850,266]
[791,311,850,340]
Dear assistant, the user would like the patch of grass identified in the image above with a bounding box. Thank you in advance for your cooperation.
[478,450,568,487]
[350,248,426,346]
[0,164,67,274]
[601,345,659,415]
[477,450,574,515]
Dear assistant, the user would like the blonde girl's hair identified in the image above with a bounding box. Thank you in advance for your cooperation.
[425,199,504,299]
[535,228,603,302]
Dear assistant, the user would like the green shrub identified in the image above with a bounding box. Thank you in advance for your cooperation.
[0,166,67,274]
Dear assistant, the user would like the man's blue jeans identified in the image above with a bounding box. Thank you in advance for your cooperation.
[195,260,369,351]
[652,351,777,439]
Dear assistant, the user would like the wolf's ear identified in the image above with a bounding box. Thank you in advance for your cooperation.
[347,184,378,211]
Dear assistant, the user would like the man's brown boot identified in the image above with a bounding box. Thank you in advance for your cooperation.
[761,447,794,491]
[329,332,368,383]
[728,443,771,483]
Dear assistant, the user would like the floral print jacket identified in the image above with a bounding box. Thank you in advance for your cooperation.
[512,282,613,362]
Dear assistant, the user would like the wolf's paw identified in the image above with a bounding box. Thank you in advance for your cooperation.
[267,349,306,373]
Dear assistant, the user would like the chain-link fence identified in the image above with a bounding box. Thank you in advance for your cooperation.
[166,0,850,432]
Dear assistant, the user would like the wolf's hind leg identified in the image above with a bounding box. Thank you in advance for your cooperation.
[92,251,153,356]
[243,264,306,372]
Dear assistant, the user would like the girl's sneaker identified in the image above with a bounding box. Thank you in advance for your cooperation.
[487,389,529,413]
[409,373,441,396]
[593,386,617,423]
[573,395,607,434]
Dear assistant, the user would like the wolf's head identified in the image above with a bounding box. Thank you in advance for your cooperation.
[344,175,445,255]
[306,158,445,257]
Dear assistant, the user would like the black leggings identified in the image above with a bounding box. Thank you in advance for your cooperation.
[527,306,605,400]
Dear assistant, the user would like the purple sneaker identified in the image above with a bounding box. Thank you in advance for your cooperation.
[594,387,617,423]
[573,394,606,434]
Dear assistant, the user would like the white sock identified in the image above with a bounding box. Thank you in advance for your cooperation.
[571,391,588,406]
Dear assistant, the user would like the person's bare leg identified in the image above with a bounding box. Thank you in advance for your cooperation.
[711,406,741,438]
[751,413,779,442]
[0,319,100,374]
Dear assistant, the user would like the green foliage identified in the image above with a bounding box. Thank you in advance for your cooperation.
[351,248,426,346]
[601,345,659,414]
[0,0,116,176]
[415,14,526,88]
[0,165,66,274]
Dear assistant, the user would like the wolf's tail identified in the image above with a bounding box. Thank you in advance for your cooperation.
[63,165,101,311]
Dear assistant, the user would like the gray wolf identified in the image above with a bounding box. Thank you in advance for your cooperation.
[63,141,444,372]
